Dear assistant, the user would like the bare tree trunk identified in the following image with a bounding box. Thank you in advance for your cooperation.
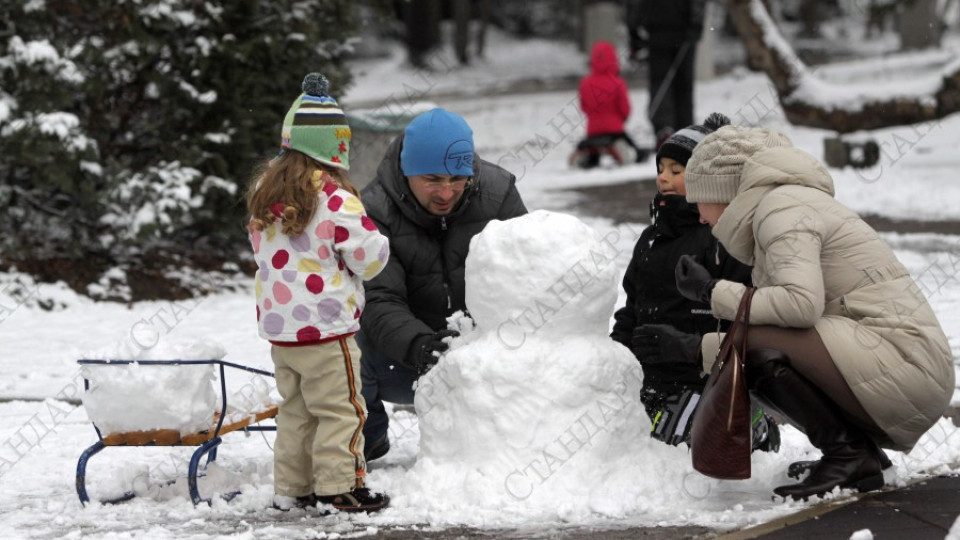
[452,0,470,65]
[725,0,960,133]
[475,0,491,58]
[404,0,441,68]
[798,0,821,38]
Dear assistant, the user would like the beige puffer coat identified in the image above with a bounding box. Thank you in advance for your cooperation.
[706,146,954,451]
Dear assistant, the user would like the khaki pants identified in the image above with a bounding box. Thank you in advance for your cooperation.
[271,337,367,497]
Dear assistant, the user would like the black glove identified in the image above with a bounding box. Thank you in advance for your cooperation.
[675,254,716,303]
[631,324,702,365]
[407,329,460,375]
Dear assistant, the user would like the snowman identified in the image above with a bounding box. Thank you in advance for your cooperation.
[402,210,695,520]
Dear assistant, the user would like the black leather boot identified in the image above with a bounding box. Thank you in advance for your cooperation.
[787,446,891,480]
[744,349,885,500]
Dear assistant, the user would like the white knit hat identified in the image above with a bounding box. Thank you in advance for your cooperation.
[685,126,792,203]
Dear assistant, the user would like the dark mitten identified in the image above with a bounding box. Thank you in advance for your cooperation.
[675,254,717,303]
[631,324,702,365]
[407,329,460,375]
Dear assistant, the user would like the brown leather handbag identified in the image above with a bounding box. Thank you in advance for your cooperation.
[690,287,756,480]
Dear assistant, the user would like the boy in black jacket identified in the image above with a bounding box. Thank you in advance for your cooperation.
[611,113,779,451]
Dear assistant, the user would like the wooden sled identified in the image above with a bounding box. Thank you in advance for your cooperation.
[75,359,278,506]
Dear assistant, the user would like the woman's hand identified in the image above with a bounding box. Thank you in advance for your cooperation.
[675,255,717,303]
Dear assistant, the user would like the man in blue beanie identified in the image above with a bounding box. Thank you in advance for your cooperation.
[358,108,528,461]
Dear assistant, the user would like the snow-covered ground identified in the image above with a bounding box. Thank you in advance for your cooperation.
[2,29,960,539]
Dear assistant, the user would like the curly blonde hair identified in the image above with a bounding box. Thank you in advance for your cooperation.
[246,150,360,236]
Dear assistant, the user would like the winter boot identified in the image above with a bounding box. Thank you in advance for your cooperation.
[788,446,892,480]
[317,487,390,513]
[364,433,390,462]
[744,349,884,500]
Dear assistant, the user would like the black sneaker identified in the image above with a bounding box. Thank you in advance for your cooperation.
[272,494,317,511]
[364,434,390,462]
[317,487,389,513]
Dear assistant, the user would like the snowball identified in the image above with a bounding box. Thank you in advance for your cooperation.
[849,529,874,540]
[465,210,620,344]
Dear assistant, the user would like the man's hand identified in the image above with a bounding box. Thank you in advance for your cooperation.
[631,324,702,365]
[408,329,460,375]
[675,254,716,303]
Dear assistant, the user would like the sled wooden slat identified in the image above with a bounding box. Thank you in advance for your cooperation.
[101,405,279,447]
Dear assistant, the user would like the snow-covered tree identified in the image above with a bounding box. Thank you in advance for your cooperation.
[0,0,354,279]
[726,0,960,132]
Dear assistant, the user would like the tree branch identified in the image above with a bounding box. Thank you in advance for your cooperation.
[725,0,960,133]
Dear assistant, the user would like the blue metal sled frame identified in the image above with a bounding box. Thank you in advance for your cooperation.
[75,359,277,506]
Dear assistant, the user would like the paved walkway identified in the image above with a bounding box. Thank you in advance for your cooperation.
[720,474,960,540]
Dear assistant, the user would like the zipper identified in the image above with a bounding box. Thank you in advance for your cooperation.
[727,350,740,430]
[438,219,452,312]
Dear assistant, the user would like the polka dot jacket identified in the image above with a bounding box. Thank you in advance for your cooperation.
[250,172,390,343]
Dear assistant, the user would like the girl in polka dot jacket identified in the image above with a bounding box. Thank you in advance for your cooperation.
[246,73,390,513]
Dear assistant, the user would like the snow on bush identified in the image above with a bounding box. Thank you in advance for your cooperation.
[99,161,233,240]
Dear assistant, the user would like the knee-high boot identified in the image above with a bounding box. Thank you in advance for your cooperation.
[744,349,885,500]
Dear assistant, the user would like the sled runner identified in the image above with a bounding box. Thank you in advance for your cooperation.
[75,359,278,506]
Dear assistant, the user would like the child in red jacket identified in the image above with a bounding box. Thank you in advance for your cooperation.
[574,41,645,168]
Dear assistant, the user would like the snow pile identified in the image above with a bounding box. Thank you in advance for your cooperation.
[405,211,696,521]
[80,338,227,435]
[83,333,228,362]
[81,362,217,435]
[948,514,960,540]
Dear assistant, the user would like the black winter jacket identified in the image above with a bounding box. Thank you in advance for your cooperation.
[611,194,751,387]
[360,136,528,366]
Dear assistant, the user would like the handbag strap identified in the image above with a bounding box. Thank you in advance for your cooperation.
[715,287,756,368]
[735,288,756,357]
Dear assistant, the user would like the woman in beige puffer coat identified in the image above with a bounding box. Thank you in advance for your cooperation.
[675,125,954,500]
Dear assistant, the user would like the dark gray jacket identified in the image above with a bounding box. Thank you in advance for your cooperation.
[359,136,528,365]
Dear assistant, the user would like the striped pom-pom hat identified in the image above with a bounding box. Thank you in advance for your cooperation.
[655,112,731,170]
[281,73,351,170]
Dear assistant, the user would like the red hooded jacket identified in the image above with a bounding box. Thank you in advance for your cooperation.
[579,41,631,137]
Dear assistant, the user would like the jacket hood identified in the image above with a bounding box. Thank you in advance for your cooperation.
[737,146,835,197]
[713,146,836,265]
[590,41,620,76]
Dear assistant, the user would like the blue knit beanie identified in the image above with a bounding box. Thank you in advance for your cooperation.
[401,108,475,177]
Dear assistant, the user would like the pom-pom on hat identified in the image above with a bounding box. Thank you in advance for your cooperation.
[655,112,731,169]
[685,125,793,204]
[281,73,351,170]
[401,108,475,177]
